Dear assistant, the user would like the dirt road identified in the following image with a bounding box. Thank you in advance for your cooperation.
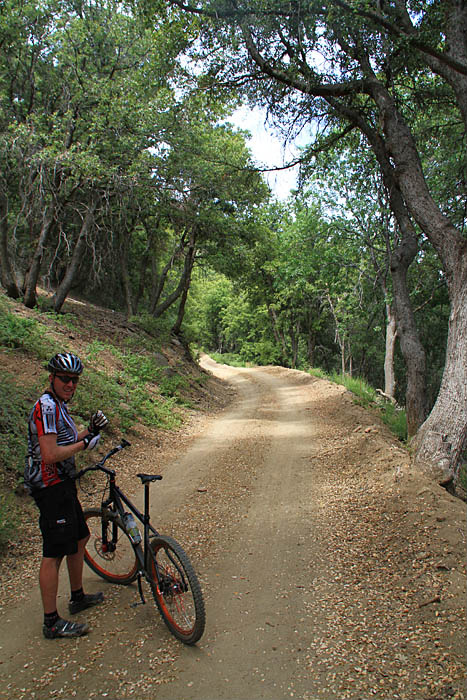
[1,357,465,700]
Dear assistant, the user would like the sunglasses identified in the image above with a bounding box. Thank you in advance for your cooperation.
[54,374,80,385]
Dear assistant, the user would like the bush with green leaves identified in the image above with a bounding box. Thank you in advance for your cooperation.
[0,372,36,478]
[0,309,54,358]
[0,491,17,548]
[309,367,408,443]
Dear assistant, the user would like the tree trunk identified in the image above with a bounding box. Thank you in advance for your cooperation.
[52,205,95,313]
[289,320,300,369]
[237,10,467,482]
[153,232,194,319]
[390,234,428,437]
[0,192,21,298]
[267,305,288,364]
[134,219,159,312]
[412,264,467,484]
[371,81,467,480]
[384,302,397,398]
[23,204,55,308]
[150,236,185,315]
[172,238,197,336]
[120,230,134,319]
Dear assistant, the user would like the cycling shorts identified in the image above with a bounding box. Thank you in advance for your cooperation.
[33,480,89,558]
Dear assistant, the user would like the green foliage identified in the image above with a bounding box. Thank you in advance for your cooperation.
[0,491,17,548]
[328,372,377,408]
[0,309,53,358]
[209,352,249,367]
[309,368,408,442]
[77,340,189,430]
[308,367,329,380]
[380,403,408,443]
[129,313,172,343]
[0,372,35,478]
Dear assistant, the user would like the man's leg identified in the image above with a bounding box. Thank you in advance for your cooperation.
[66,535,103,614]
[39,556,62,613]
[66,534,89,591]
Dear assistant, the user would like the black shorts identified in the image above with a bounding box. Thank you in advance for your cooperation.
[33,481,89,558]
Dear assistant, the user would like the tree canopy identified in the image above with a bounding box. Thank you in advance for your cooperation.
[1,0,466,486]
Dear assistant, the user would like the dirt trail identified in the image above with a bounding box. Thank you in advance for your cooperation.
[1,357,465,700]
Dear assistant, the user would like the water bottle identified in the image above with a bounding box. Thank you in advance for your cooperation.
[123,512,141,544]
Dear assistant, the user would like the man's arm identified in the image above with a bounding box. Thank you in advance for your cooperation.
[38,433,87,463]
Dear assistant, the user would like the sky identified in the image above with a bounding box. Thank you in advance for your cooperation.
[229,105,308,201]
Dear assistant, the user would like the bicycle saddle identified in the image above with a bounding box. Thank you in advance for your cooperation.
[137,473,163,484]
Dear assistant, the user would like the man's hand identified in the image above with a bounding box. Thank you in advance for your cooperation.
[89,410,109,434]
[83,433,101,451]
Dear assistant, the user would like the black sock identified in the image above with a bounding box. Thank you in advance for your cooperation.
[44,610,59,628]
[71,587,84,602]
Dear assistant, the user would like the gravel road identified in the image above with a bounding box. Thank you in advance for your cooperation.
[1,356,465,700]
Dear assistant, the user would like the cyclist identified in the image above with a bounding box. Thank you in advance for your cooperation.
[25,352,109,639]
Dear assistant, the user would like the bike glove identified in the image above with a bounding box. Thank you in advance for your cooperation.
[89,410,108,434]
[83,433,101,451]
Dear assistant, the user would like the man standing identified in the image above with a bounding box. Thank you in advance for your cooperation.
[25,352,108,638]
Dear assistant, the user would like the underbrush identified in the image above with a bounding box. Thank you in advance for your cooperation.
[208,351,254,367]
[309,368,408,442]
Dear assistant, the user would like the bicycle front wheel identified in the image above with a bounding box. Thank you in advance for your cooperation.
[84,508,138,584]
[149,535,205,645]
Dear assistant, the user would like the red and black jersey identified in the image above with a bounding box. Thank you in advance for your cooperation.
[25,392,79,493]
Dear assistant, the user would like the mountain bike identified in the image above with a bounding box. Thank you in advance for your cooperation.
[76,438,205,645]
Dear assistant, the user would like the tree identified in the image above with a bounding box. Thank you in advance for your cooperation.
[0,0,193,310]
[162,0,467,484]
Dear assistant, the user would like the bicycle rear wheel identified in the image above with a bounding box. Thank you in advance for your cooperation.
[148,535,205,645]
[84,508,138,584]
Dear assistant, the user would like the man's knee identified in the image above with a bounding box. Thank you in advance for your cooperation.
[40,556,63,573]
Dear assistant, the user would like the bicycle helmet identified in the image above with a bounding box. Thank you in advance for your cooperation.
[47,352,84,375]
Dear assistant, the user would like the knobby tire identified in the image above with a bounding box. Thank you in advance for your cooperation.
[149,535,205,645]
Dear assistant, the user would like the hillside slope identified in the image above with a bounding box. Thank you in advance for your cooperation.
[0,291,231,542]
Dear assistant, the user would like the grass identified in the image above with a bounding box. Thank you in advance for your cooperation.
[209,352,252,367]
[0,491,17,548]
[309,367,408,442]
[0,307,55,358]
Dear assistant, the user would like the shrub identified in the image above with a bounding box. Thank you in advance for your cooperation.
[0,372,34,478]
[0,310,53,358]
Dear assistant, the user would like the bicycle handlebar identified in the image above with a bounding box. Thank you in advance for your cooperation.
[75,438,131,480]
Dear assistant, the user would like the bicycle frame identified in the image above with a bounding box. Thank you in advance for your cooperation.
[102,475,160,578]
[79,439,183,606]
[79,439,206,644]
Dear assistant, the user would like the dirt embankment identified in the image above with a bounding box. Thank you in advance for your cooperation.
[0,352,465,700]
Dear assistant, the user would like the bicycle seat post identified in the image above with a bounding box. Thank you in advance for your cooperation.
[143,481,151,526]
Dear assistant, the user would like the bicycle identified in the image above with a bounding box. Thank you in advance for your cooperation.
[76,438,205,645]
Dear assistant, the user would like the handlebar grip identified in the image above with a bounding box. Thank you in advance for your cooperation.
[120,439,131,448]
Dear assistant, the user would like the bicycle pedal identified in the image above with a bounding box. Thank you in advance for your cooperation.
[130,601,146,608]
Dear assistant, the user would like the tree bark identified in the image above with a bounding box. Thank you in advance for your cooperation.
[150,236,185,315]
[52,204,96,313]
[23,204,55,308]
[369,81,467,480]
[120,230,135,319]
[412,267,467,484]
[0,191,21,298]
[172,233,197,336]
[267,305,288,365]
[134,218,159,312]
[390,234,428,436]
[384,302,397,399]
[153,231,194,319]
